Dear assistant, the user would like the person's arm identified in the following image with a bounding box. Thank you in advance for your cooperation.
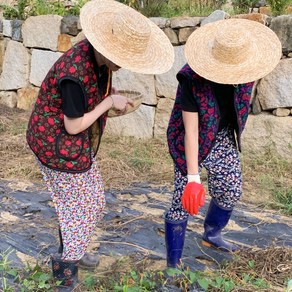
[64,94,133,135]
[64,97,113,135]
[182,110,199,178]
[179,77,200,182]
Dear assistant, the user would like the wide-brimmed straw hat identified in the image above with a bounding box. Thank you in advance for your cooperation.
[185,18,282,84]
[80,0,174,74]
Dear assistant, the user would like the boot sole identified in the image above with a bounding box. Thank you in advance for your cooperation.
[201,240,237,252]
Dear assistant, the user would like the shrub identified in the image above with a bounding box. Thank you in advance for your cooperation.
[267,0,291,15]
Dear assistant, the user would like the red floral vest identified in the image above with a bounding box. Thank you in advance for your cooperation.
[26,39,111,172]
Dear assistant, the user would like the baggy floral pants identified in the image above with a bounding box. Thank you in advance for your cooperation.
[165,127,242,221]
[38,157,105,260]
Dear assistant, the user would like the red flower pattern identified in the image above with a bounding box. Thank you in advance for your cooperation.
[26,39,109,172]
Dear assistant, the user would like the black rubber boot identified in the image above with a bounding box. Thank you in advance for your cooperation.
[58,228,99,271]
[51,254,79,291]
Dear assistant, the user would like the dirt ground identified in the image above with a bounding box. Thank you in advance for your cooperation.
[0,104,291,291]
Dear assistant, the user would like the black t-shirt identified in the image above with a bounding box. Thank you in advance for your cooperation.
[60,79,85,118]
[180,78,237,131]
[60,64,109,118]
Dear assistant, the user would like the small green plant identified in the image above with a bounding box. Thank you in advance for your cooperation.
[0,248,55,291]
[267,0,291,15]
[119,0,226,17]
[270,187,292,215]
[0,0,29,20]
[0,0,89,20]
[232,0,254,13]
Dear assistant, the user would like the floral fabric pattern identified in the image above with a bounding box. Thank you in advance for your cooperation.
[167,64,253,175]
[165,128,242,221]
[38,156,105,261]
[27,39,110,172]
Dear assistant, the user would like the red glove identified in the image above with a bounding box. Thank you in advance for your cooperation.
[181,182,206,216]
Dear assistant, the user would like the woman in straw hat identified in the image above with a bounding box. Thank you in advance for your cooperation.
[26,0,174,289]
[165,18,281,268]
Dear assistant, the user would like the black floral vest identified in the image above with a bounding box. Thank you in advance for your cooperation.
[26,39,111,172]
[167,64,253,175]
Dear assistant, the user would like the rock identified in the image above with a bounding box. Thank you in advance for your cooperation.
[149,17,168,28]
[106,105,155,138]
[57,34,72,52]
[71,31,85,47]
[201,10,229,26]
[0,40,30,90]
[170,16,201,28]
[0,36,5,75]
[17,86,39,110]
[0,90,17,108]
[178,27,196,44]
[155,45,186,100]
[270,15,292,53]
[272,108,290,117]
[60,15,80,36]
[242,113,292,161]
[29,49,62,87]
[250,81,262,114]
[2,19,12,37]
[22,15,62,51]
[163,27,179,45]
[259,6,272,15]
[231,13,268,24]
[11,20,23,41]
[256,59,292,110]
[154,97,175,137]
[112,69,156,105]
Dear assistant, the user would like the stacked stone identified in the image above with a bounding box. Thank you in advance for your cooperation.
[0,12,291,160]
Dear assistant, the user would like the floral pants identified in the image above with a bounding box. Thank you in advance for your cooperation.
[38,157,105,261]
[165,127,242,221]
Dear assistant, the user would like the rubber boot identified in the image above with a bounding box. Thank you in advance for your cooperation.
[51,254,79,291]
[202,199,238,252]
[58,228,99,271]
[165,217,188,268]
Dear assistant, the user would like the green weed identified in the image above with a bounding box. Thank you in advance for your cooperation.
[267,0,291,15]
[0,248,55,292]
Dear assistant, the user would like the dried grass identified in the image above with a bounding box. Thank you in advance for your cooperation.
[222,246,292,291]
[0,105,173,189]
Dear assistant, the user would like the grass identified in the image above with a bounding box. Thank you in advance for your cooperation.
[0,104,291,291]
[0,105,291,214]
[1,246,291,291]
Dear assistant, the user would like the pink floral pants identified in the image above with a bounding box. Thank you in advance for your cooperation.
[38,158,105,260]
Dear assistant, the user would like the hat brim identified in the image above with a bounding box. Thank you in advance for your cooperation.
[80,0,174,75]
[185,19,282,84]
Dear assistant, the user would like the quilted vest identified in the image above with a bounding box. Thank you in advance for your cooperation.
[26,39,111,172]
[167,64,253,175]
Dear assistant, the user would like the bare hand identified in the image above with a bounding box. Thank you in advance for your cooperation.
[111,94,134,113]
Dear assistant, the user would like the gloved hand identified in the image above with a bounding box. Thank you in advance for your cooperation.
[182,176,206,216]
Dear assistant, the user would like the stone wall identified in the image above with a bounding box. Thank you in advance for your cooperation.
[0,11,291,159]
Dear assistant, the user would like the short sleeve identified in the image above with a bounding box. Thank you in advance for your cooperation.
[180,78,198,112]
[60,79,85,118]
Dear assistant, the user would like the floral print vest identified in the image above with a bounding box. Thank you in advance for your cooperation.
[26,39,111,172]
[167,64,253,175]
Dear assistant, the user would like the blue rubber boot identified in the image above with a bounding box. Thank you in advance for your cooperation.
[202,199,238,252]
[165,217,188,268]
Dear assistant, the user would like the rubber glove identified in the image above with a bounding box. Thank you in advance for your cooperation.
[182,174,206,216]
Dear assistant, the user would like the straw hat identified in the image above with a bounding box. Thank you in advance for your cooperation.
[80,0,174,75]
[185,18,282,84]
